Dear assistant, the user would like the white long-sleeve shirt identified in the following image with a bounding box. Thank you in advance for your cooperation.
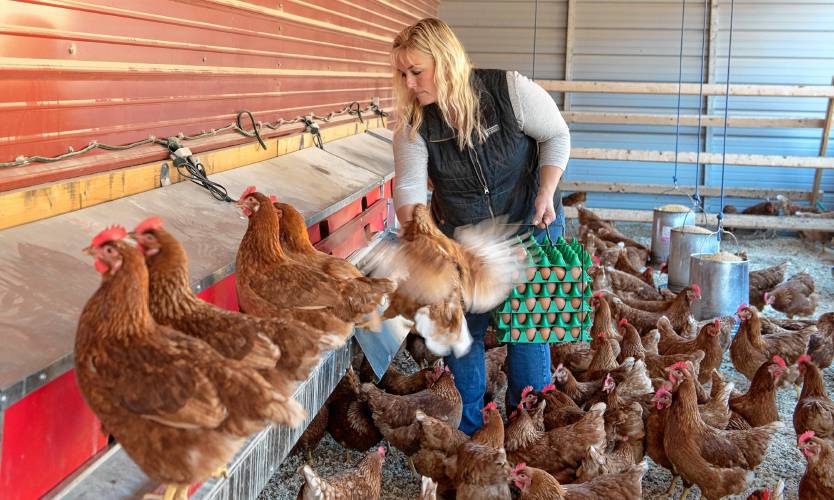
[393,70,571,209]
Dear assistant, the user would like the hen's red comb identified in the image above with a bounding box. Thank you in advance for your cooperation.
[772,355,786,368]
[592,291,604,299]
[521,386,534,400]
[668,361,688,371]
[712,318,721,328]
[133,216,163,235]
[269,194,278,204]
[90,225,128,249]
[797,354,812,366]
[799,430,815,444]
[377,446,386,457]
[736,303,748,314]
[618,318,628,328]
[239,185,257,200]
[591,255,601,266]
[541,383,556,394]
[483,402,498,412]
[762,489,770,500]
[690,284,701,296]
[512,463,526,474]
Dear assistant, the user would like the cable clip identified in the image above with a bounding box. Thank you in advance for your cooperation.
[370,102,388,118]
[303,115,324,149]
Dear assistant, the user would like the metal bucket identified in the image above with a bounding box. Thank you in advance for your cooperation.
[689,253,749,320]
[651,206,693,264]
[667,226,719,292]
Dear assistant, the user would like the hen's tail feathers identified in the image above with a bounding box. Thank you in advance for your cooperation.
[420,476,438,500]
[299,464,326,498]
[268,392,306,428]
[618,359,653,399]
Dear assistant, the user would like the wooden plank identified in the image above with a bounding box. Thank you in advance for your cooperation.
[201,0,394,42]
[571,147,834,169]
[0,57,391,78]
[560,181,815,201]
[0,24,391,68]
[563,206,834,231]
[562,111,825,129]
[811,76,834,206]
[535,80,834,98]
[563,0,576,110]
[0,119,384,231]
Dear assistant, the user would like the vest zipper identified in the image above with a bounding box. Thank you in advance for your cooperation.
[468,148,495,219]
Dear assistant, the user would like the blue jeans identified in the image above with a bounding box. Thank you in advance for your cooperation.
[445,209,564,435]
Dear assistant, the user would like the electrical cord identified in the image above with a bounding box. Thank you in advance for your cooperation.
[166,137,233,202]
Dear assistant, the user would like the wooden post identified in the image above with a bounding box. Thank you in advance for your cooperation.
[811,76,834,207]
[563,0,576,110]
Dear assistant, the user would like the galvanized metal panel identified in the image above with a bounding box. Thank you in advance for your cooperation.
[0,0,428,187]
[442,0,834,210]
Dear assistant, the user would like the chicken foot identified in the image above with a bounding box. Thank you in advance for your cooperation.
[408,457,418,479]
[211,464,229,480]
[664,474,679,496]
[143,484,188,500]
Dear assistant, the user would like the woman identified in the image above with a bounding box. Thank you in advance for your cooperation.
[391,18,571,435]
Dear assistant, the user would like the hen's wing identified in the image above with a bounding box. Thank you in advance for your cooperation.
[247,262,349,309]
[360,235,459,306]
[454,216,526,313]
[794,399,834,437]
[97,332,230,430]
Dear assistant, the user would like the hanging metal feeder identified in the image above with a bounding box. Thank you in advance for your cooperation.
[689,251,749,320]
[650,204,693,264]
[667,225,719,293]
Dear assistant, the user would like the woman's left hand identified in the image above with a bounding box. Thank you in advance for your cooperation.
[532,189,556,229]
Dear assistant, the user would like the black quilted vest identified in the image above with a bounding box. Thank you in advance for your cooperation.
[417,68,561,237]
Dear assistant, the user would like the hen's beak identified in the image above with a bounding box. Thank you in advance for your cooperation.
[82,245,94,256]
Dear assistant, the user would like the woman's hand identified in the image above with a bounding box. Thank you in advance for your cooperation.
[532,165,564,228]
[532,190,556,228]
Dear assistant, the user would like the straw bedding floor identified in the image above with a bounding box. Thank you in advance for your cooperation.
[261,222,834,500]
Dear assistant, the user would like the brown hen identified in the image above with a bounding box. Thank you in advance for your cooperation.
[662,363,781,500]
[297,446,385,500]
[798,431,834,499]
[235,186,394,335]
[765,271,818,319]
[360,366,462,455]
[730,304,814,383]
[361,203,523,357]
[794,356,834,441]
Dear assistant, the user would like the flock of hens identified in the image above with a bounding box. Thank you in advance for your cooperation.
[73,186,833,500]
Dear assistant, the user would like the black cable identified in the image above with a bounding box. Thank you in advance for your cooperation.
[236,110,266,150]
[166,138,233,202]
[348,101,364,124]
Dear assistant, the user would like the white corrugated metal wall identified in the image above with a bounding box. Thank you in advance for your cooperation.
[440,0,834,211]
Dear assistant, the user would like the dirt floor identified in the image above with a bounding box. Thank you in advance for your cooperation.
[262,222,834,500]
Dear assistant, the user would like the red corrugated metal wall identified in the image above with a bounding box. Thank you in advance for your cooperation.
[0,0,437,190]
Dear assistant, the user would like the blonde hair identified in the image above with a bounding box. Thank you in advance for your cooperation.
[392,18,484,150]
